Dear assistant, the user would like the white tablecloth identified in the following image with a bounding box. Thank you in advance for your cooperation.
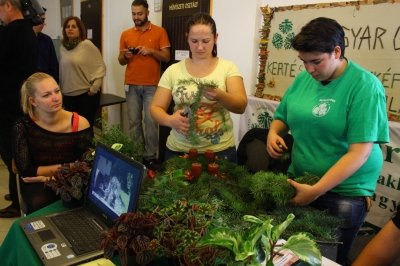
[239,96,400,228]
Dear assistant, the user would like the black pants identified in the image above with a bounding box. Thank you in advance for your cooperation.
[0,115,20,209]
[63,92,100,126]
[19,180,59,214]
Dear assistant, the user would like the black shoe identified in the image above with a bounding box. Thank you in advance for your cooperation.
[0,205,21,218]
[4,194,11,201]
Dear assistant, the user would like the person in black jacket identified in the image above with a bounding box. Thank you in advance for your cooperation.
[0,0,38,218]
[32,7,59,82]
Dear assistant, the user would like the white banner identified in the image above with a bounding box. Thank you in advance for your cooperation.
[262,2,400,119]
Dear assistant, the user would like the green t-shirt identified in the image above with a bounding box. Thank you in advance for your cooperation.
[274,60,389,196]
[158,58,241,153]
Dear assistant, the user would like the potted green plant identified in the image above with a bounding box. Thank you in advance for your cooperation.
[197,213,322,266]
[95,121,144,162]
[100,199,223,266]
[46,149,94,207]
[100,212,159,266]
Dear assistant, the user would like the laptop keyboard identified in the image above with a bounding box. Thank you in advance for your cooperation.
[50,210,105,255]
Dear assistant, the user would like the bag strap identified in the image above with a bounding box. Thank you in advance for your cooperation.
[71,112,79,132]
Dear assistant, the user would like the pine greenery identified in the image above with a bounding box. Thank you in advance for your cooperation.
[138,155,340,242]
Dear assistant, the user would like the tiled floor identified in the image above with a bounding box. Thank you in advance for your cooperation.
[0,160,18,245]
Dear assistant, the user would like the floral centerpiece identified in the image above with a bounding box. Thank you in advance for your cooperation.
[101,150,340,265]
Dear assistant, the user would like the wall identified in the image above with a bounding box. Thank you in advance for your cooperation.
[37,0,356,143]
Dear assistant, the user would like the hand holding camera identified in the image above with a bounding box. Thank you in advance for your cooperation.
[128,47,140,55]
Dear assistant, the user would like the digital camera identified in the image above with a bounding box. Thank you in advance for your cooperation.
[21,0,44,26]
[128,47,139,55]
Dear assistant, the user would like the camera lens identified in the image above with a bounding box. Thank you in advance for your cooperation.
[129,47,139,55]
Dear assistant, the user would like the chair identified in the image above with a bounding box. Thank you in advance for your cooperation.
[13,159,27,216]
[237,128,293,173]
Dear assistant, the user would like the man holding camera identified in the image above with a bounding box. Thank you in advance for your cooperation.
[0,0,38,218]
[118,0,170,170]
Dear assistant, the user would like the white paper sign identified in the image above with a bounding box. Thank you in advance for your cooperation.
[175,50,189,61]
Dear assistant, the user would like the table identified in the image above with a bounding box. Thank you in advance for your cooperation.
[96,93,126,129]
[0,201,69,266]
[239,95,400,228]
[0,202,170,266]
[0,201,123,266]
[0,201,340,266]
[99,93,126,108]
[0,199,340,266]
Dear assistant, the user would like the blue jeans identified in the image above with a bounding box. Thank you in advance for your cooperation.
[125,85,158,159]
[164,146,237,163]
[310,192,368,265]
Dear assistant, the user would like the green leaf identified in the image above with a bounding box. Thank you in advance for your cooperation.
[271,213,295,241]
[111,143,123,151]
[197,227,256,262]
[197,227,238,251]
[280,233,322,266]
[265,261,274,266]
[260,234,271,257]
[172,169,184,178]
[244,220,272,252]
[243,214,265,224]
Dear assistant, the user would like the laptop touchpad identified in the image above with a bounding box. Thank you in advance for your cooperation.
[38,230,56,241]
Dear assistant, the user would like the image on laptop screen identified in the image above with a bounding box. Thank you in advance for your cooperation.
[86,144,144,221]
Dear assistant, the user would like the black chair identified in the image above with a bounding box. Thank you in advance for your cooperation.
[237,128,293,173]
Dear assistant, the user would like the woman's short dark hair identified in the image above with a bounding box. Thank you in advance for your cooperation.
[61,16,87,47]
[186,12,218,57]
[291,17,345,58]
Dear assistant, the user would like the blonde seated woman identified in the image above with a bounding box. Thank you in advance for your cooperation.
[13,72,93,214]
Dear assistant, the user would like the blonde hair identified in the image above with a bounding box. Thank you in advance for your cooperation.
[21,72,55,118]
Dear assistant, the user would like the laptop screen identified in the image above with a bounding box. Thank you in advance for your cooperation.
[86,143,145,222]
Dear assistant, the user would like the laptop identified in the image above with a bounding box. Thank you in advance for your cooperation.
[20,142,146,266]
